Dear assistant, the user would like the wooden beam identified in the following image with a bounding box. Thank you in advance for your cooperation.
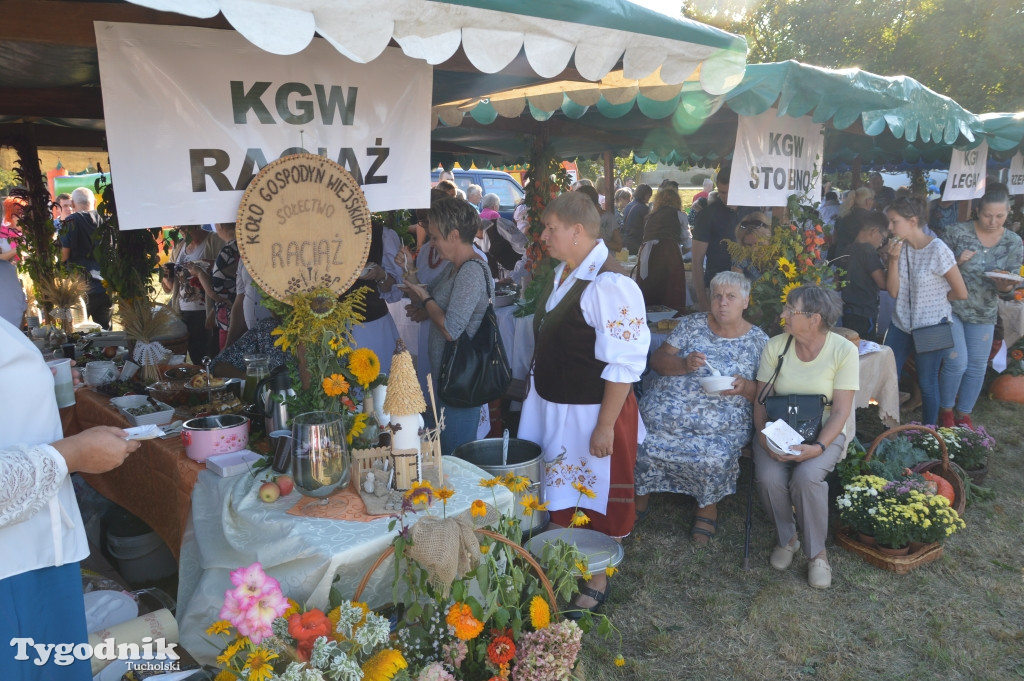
[0,88,104,119]
[0,0,231,47]
[0,123,106,150]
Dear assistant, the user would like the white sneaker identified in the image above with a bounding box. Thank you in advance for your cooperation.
[808,558,832,589]
[769,539,800,570]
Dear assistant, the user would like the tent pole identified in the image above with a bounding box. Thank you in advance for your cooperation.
[603,151,614,206]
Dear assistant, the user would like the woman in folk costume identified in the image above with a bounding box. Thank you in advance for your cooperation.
[518,192,649,619]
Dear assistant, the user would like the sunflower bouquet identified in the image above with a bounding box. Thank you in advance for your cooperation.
[726,201,842,333]
[264,286,384,444]
[206,562,407,681]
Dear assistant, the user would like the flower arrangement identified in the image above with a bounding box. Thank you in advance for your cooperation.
[263,286,383,444]
[207,562,406,681]
[725,198,842,332]
[837,474,965,549]
[906,423,994,471]
[388,475,619,680]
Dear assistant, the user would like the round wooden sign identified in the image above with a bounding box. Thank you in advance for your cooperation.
[236,154,371,302]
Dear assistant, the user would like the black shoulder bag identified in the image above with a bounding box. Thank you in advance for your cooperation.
[904,246,955,353]
[756,336,829,443]
[437,259,512,408]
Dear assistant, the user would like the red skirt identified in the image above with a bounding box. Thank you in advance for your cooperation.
[549,390,639,538]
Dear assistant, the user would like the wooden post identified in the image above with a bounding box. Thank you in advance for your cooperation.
[603,151,614,208]
[851,158,863,189]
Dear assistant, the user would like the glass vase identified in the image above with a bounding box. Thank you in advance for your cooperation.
[291,411,349,498]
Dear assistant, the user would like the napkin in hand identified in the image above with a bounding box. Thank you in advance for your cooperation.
[761,419,804,455]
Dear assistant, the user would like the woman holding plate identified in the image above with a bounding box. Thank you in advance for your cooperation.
[941,187,1024,428]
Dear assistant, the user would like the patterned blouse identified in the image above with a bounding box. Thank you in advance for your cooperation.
[943,221,1024,325]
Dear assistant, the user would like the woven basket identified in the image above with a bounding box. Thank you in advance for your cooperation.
[834,526,943,574]
[865,424,966,515]
[353,528,559,616]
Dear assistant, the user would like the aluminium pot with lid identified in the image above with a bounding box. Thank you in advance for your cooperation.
[451,437,548,535]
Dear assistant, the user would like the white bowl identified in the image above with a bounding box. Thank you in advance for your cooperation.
[110,395,175,426]
[699,375,735,395]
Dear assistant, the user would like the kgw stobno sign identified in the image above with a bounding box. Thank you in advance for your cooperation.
[729,110,825,208]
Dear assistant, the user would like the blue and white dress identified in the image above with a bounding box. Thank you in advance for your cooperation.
[636,313,768,506]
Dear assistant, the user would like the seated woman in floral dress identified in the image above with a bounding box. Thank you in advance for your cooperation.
[634,271,768,542]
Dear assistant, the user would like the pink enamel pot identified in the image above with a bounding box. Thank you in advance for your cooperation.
[181,414,250,462]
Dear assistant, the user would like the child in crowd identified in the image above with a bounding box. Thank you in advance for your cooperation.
[837,211,888,341]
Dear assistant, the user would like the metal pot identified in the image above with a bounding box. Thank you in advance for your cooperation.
[452,437,548,535]
[181,414,250,462]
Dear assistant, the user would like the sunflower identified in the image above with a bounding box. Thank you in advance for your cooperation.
[529,595,551,630]
[574,560,592,581]
[519,494,548,516]
[479,477,502,488]
[470,499,487,517]
[282,598,301,618]
[362,648,408,681]
[205,620,232,636]
[346,412,369,444]
[777,257,798,280]
[572,481,596,499]
[216,636,249,666]
[502,473,530,493]
[404,480,434,506]
[446,602,484,640]
[349,347,381,387]
[615,654,626,667]
[242,647,278,681]
[569,510,591,527]
[214,671,237,681]
[780,281,801,304]
[322,373,350,397]
[308,291,338,318]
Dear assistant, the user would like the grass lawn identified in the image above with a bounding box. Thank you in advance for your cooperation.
[580,393,1024,681]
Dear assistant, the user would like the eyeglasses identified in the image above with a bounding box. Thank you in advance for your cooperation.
[783,304,816,317]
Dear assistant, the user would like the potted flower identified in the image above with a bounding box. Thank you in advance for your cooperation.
[836,474,887,544]
[991,329,1024,404]
[908,424,995,484]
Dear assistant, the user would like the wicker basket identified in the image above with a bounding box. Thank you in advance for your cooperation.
[834,526,943,574]
[353,528,559,616]
[865,424,966,515]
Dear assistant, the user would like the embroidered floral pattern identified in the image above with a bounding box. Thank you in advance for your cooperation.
[605,306,646,342]
[545,448,598,490]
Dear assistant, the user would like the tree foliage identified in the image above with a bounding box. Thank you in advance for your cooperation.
[680,0,1024,113]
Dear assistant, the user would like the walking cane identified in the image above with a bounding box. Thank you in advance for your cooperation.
[742,436,754,571]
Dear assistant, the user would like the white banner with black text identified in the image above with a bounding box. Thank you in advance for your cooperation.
[96,22,432,230]
[729,110,825,208]
[942,141,988,202]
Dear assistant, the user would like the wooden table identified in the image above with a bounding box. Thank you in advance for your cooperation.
[61,388,204,560]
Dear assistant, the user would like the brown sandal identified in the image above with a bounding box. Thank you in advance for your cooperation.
[691,515,718,542]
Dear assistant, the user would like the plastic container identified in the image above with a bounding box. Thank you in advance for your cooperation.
[110,395,174,426]
[102,508,177,585]
[181,414,250,462]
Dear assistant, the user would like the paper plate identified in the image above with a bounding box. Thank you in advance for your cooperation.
[985,271,1024,282]
[525,528,624,574]
[84,590,139,634]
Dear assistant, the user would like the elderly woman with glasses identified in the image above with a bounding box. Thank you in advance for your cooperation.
[753,285,859,590]
[634,271,768,542]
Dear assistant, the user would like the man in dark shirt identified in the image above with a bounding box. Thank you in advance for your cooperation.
[621,183,653,254]
[691,166,742,311]
[837,211,888,341]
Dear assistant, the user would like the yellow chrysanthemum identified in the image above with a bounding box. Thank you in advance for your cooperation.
[349,347,381,387]
[519,494,549,516]
[614,654,626,667]
[322,373,350,397]
[446,602,484,640]
[242,647,278,681]
[471,499,487,517]
[436,486,455,503]
[404,480,434,506]
[502,473,530,493]
[605,566,619,577]
[214,670,237,681]
[572,481,596,499]
[205,620,232,636]
[479,477,502,488]
[574,560,592,581]
[361,648,408,681]
[569,510,591,527]
[529,595,551,630]
[777,257,798,280]
[270,326,291,352]
[480,544,489,554]
[346,412,369,445]
[780,281,800,304]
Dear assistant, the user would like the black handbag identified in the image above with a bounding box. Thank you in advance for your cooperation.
[904,247,955,352]
[757,336,828,443]
[437,260,512,408]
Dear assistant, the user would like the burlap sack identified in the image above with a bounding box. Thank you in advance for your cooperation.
[404,503,501,596]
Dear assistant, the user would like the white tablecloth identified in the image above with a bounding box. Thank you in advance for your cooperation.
[999,299,1024,349]
[495,305,534,381]
[176,456,512,664]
